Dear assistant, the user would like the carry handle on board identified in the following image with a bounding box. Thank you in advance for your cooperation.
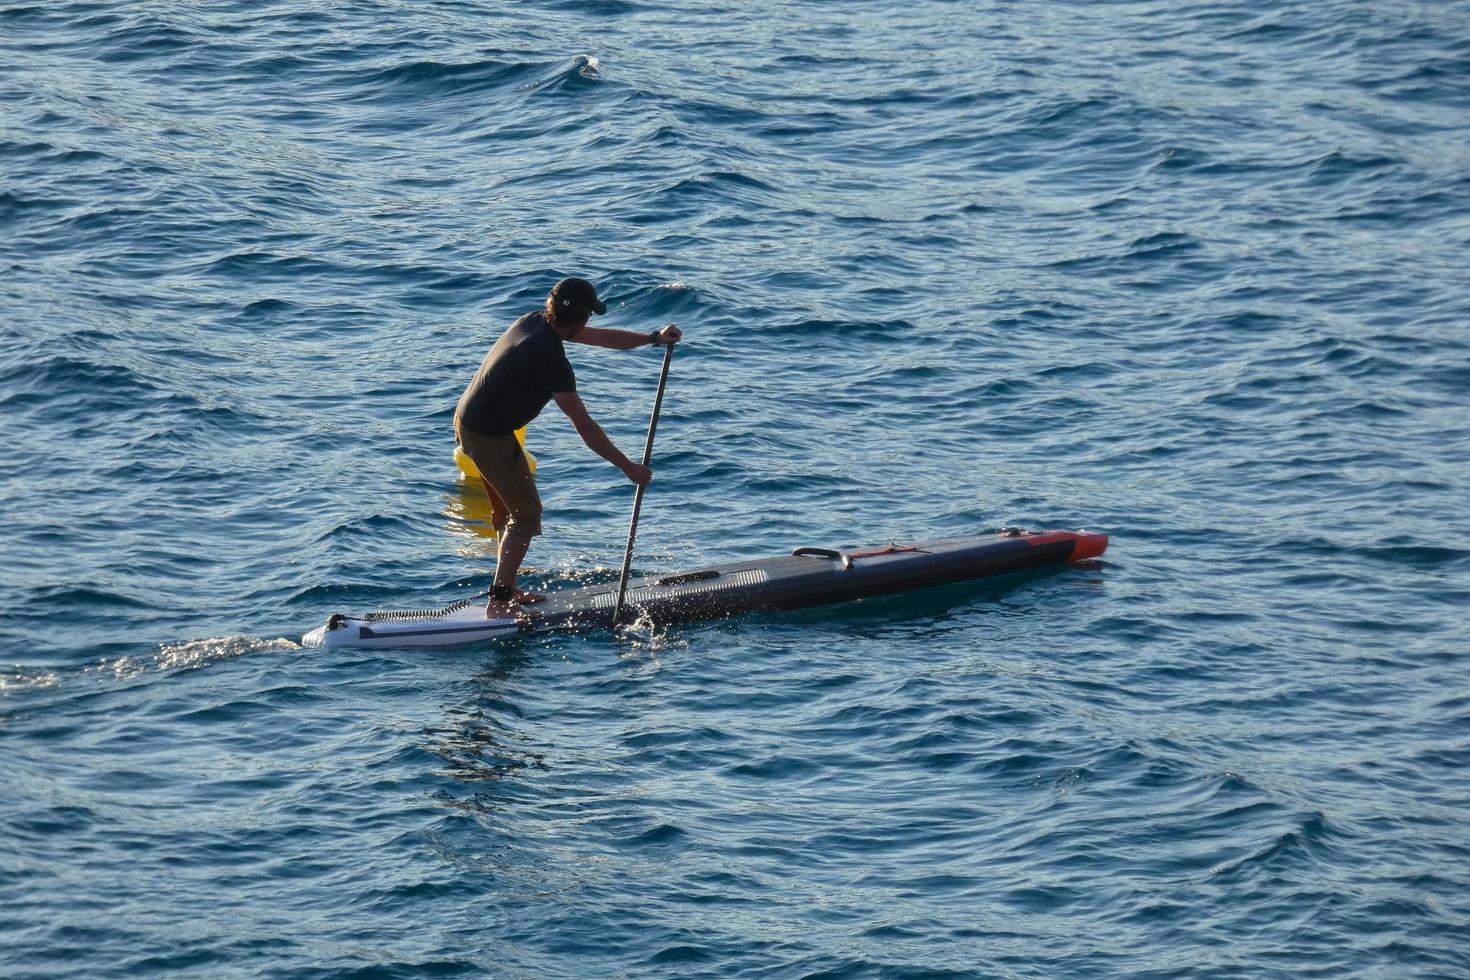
[792,547,853,571]
[613,341,676,627]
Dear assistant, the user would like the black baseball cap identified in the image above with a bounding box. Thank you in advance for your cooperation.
[549,277,607,316]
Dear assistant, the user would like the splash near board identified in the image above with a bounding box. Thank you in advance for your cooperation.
[301,528,1107,649]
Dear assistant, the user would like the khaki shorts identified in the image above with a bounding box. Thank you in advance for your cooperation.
[455,422,543,537]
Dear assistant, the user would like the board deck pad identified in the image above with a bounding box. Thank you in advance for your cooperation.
[301,528,1107,649]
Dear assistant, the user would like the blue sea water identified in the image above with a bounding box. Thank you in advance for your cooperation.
[4,0,1470,976]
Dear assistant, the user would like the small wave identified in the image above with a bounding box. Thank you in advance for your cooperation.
[343,54,598,104]
[0,139,55,159]
[1222,17,1313,44]
[27,584,154,612]
[359,56,526,96]
[1358,543,1470,570]
[666,170,780,196]
[1307,149,1402,186]
[0,355,166,416]
[239,298,298,316]
[631,281,702,317]
[199,249,351,282]
[1023,95,1118,130]
[314,512,425,545]
[645,945,715,966]
[0,190,75,222]
[1047,231,1206,277]
[1125,231,1202,260]
[1210,811,1344,879]
[618,823,690,850]
[1364,57,1470,105]
[537,0,638,15]
[514,55,602,97]
[93,16,201,64]
[1153,146,1213,173]
[765,317,909,341]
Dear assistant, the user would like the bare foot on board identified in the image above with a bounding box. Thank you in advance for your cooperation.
[484,600,532,624]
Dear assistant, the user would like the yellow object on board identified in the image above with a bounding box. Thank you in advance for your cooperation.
[455,426,536,479]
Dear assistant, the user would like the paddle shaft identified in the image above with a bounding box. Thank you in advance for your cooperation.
[613,341,675,626]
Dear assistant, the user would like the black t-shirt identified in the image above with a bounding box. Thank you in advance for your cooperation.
[455,311,576,435]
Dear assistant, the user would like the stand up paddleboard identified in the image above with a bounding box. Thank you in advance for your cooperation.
[301,528,1107,650]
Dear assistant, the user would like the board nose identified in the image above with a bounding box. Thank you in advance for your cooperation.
[1069,532,1109,561]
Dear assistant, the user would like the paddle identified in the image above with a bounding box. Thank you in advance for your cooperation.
[613,340,676,627]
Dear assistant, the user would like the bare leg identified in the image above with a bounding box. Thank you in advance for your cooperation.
[487,531,533,619]
[494,531,532,588]
[478,476,508,533]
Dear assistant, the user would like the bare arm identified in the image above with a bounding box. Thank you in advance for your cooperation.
[552,390,651,485]
[572,324,682,350]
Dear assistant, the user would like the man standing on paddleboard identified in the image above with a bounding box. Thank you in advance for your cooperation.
[455,277,682,619]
